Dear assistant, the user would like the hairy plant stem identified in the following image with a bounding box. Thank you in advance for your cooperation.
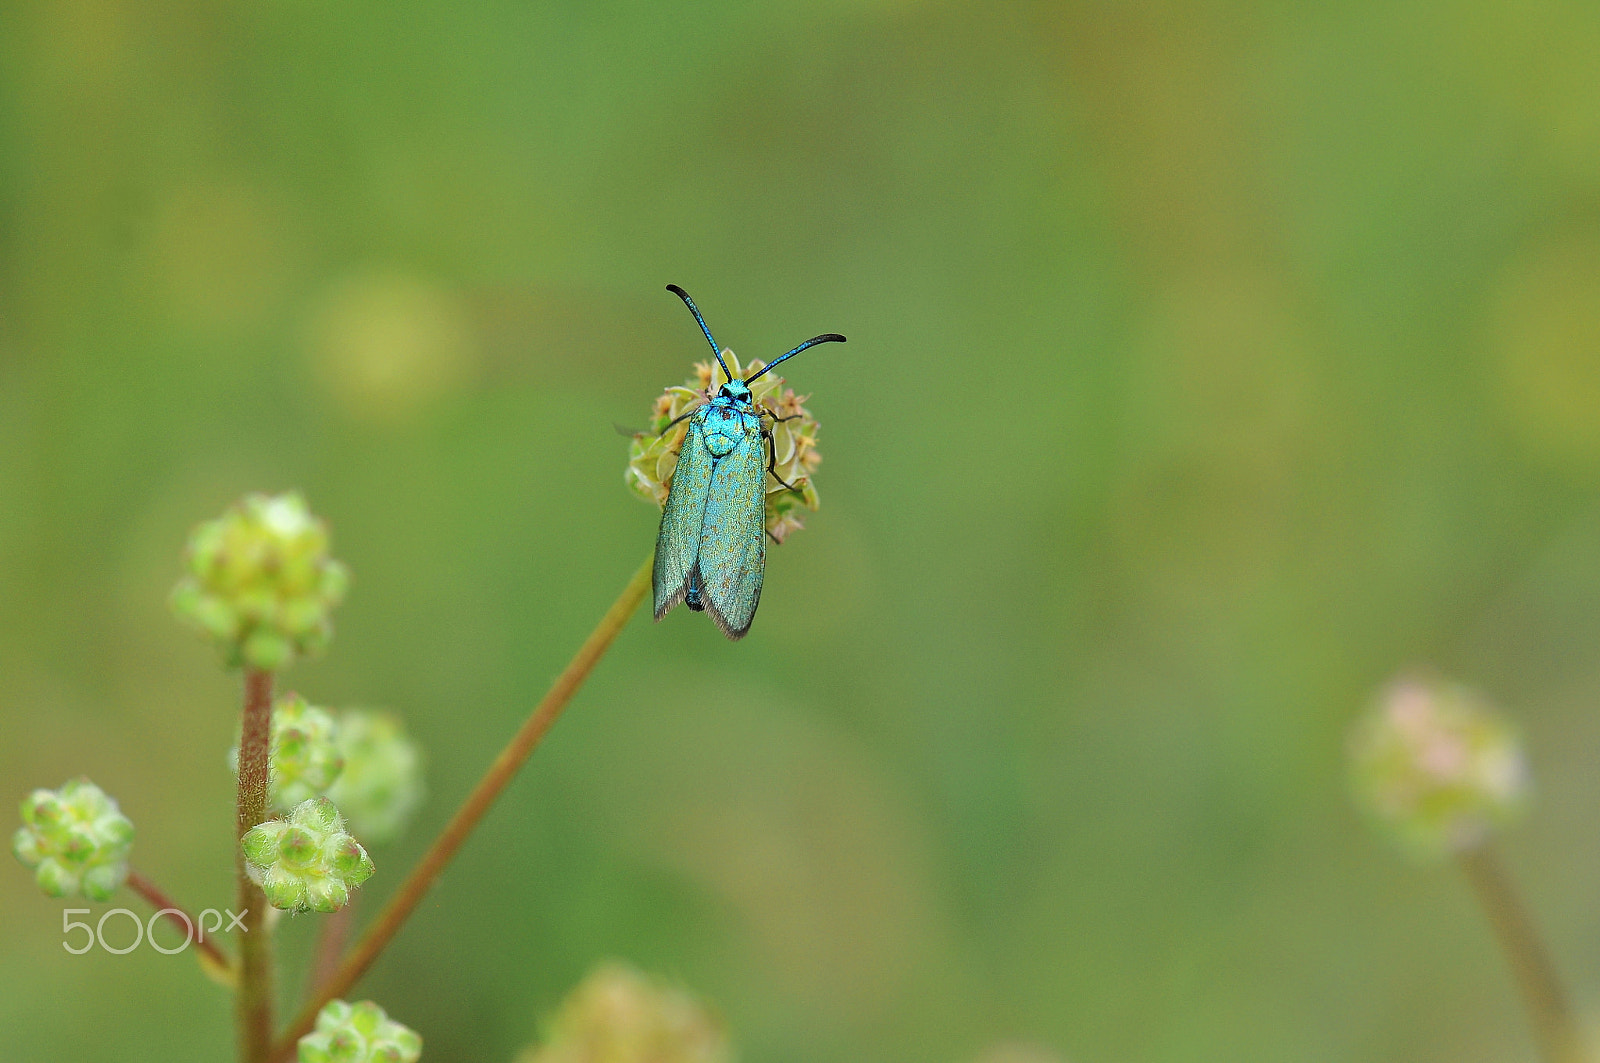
[126,867,231,971]
[1457,844,1586,1063]
[236,667,275,1063]
[270,552,654,1061]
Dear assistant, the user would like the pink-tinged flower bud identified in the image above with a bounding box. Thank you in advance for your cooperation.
[1349,676,1528,859]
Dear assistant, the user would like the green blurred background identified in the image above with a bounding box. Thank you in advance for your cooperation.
[5,1,1600,1060]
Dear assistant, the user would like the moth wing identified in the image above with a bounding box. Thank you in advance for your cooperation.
[654,416,714,619]
[695,416,768,640]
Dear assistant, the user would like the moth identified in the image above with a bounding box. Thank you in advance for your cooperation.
[652,284,845,639]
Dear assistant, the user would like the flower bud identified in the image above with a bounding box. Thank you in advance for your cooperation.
[171,492,349,671]
[1349,676,1528,859]
[324,710,424,846]
[626,351,822,543]
[242,797,374,913]
[230,693,345,812]
[516,963,730,1063]
[13,778,134,902]
[298,999,422,1063]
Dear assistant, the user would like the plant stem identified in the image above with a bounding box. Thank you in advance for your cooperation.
[1457,844,1586,1063]
[308,897,355,999]
[126,867,231,971]
[236,667,275,1063]
[270,552,654,1061]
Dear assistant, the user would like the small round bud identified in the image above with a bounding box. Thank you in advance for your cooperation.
[12,778,134,902]
[241,824,281,866]
[305,878,350,914]
[517,963,731,1063]
[170,492,350,671]
[279,826,320,867]
[231,694,346,813]
[298,999,422,1063]
[626,351,823,544]
[326,835,375,886]
[324,710,425,846]
[1349,676,1528,859]
[241,797,375,914]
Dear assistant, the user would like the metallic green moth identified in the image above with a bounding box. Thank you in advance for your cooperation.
[653,285,845,639]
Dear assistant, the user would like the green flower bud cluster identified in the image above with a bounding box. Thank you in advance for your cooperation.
[626,350,822,544]
[517,963,731,1063]
[12,778,134,902]
[230,693,345,812]
[298,999,422,1063]
[170,492,350,671]
[325,710,425,846]
[242,797,374,913]
[1349,677,1528,859]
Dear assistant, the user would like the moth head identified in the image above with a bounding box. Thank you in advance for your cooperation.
[719,380,752,404]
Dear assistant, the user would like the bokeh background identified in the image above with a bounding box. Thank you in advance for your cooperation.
[6,1,1600,1060]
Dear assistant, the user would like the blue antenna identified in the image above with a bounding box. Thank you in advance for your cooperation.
[666,285,732,384]
[746,331,847,384]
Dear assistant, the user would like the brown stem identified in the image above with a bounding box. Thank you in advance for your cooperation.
[236,667,275,1063]
[125,867,232,970]
[1457,844,1586,1063]
[308,896,355,999]
[269,552,653,1061]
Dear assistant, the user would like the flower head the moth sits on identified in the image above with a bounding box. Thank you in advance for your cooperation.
[13,777,134,901]
[1348,675,1528,859]
[170,492,350,671]
[626,350,822,545]
[241,796,374,913]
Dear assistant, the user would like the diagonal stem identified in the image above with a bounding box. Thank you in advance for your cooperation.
[236,667,275,1063]
[270,552,654,1062]
[308,895,356,1000]
[1457,844,1587,1063]
[126,867,232,972]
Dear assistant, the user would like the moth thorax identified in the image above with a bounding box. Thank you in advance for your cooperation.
[704,430,739,457]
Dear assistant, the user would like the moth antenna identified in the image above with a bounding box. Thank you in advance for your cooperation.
[667,284,733,385]
[744,333,847,385]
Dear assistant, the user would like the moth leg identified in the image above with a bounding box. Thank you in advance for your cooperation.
[762,427,804,495]
[657,403,705,435]
[755,399,803,425]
